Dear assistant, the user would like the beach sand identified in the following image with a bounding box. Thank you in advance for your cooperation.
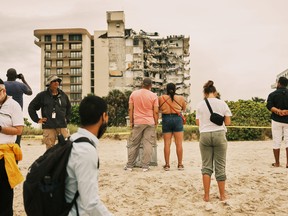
[14,138,288,216]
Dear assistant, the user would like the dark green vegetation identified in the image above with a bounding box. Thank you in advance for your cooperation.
[24,93,272,141]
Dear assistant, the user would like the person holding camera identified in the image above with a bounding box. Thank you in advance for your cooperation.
[195,80,232,203]
[4,68,33,146]
[5,68,33,109]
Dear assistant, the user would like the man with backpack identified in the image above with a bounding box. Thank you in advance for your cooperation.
[65,95,113,215]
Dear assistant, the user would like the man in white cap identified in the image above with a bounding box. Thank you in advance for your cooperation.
[28,75,71,149]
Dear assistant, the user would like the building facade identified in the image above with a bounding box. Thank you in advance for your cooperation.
[271,68,288,89]
[34,11,190,105]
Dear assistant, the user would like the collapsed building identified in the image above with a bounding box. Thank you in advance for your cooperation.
[34,11,191,105]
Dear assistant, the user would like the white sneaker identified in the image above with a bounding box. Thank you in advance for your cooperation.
[142,167,150,172]
[124,166,132,171]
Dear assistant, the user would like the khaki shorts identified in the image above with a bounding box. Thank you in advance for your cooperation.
[42,128,70,149]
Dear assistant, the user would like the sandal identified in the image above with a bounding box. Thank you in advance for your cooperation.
[163,164,170,171]
[178,164,184,170]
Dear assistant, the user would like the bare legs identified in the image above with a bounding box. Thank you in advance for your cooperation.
[217,181,226,201]
[273,149,280,167]
[163,131,183,168]
[202,174,226,202]
[202,174,211,202]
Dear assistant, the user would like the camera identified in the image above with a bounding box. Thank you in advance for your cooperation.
[17,74,22,79]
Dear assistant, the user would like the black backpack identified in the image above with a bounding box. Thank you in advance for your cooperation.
[23,135,94,216]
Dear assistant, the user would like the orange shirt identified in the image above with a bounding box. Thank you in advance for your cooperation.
[129,89,158,124]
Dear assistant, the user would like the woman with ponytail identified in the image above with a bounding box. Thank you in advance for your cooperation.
[159,83,186,171]
[196,80,232,202]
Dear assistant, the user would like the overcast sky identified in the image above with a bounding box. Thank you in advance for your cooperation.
[1,0,288,120]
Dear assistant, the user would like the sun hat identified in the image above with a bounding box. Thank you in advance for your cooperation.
[46,75,62,86]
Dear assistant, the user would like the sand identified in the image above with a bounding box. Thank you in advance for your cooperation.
[13,138,288,216]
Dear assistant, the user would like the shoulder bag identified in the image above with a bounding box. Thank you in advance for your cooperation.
[204,98,224,126]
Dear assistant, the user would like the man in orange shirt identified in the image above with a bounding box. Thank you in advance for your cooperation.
[125,78,159,172]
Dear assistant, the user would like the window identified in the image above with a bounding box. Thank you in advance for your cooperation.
[70,51,82,58]
[45,44,52,50]
[57,44,63,50]
[56,35,64,41]
[70,68,82,75]
[57,52,63,58]
[45,68,51,76]
[70,93,82,101]
[56,60,63,67]
[133,38,139,46]
[45,52,51,58]
[70,85,82,92]
[45,60,51,67]
[44,35,51,42]
[70,43,82,50]
[56,68,63,75]
[69,34,82,41]
[70,60,81,67]
[70,76,82,84]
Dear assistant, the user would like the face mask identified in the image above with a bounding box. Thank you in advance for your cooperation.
[97,121,108,139]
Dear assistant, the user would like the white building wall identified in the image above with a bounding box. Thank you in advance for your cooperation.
[94,31,109,97]
[81,34,91,97]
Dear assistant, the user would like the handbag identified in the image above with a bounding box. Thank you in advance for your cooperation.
[204,98,224,126]
[161,96,186,124]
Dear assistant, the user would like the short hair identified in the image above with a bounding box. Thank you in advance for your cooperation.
[79,95,107,126]
[278,76,288,87]
[6,68,17,80]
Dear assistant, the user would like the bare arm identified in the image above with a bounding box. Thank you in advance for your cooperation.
[19,74,33,95]
[224,116,231,126]
[0,125,23,135]
[153,106,159,126]
[129,103,134,129]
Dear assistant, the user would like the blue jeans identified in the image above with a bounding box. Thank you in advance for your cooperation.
[199,130,227,181]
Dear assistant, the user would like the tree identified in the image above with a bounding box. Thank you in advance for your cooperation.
[252,97,266,103]
[103,89,131,126]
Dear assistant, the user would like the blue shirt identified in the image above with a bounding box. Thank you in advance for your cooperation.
[4,81,30,109]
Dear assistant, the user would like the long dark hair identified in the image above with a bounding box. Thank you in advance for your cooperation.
[166,83,176,101]
[203,80,217,95]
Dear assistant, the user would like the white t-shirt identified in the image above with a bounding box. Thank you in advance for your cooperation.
[196,98,232,133]
[0,96,24,144]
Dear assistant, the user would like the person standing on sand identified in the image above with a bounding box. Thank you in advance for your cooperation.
[65,95,113,215]
[0,79,24,216]
[124,77,159,172]
[266,76,288,168]
[4,68,33,146]
[196,80,232,202]
[28,75,71,149]
[158,83,186,171]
